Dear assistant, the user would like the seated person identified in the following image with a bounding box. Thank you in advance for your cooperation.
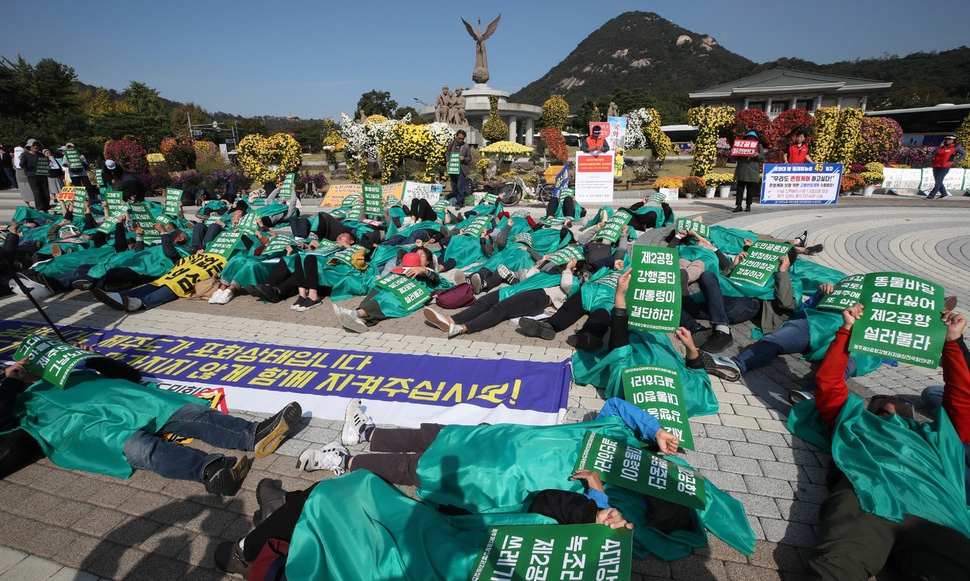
[2,357,303,496]
[791,306,970,580]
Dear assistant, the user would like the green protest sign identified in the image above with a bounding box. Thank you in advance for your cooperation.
[469,523,632,581]
[447,152,461,175]
[481,193,498,206]
[237,212,260,237]
[205,213,224,226]
[729,240,792,287]
[816,274,866,312]
[14,332,101,388]
[574,431,706,509]
[546,244,585,266]
[94,169,104,187]
[129,202,160,244]
[331,244,365,266]
[103,189,125,216]
[362,183,383,219]
[512,232,533,247]
[622,366,694,450]
[97,205,128,234]
[34,156,50,177]
[627,246,681,332]
[207,229,244,258]
[278,181,295,202]
[675,217,710,238]
[262,234,296,256]
[64,148,83,170]
[540,216,567,228]
[164,188,183,216]
[461,215,491,238]
[848,272,947,368]
[559,187,575,198]
[432,199,449,214]
[596,209,632,244]
[375,273,430,309]
[304,238,341,257]
[648,192,666,204]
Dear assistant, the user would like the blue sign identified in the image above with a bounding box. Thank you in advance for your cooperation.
[760,163,843,205]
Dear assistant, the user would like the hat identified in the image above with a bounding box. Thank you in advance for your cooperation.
[745,130,758,137]
[944,134,957,140]
[65,142,75,148]
[105,160,117,170]
[25,139,38,147]
[400,251,423,267]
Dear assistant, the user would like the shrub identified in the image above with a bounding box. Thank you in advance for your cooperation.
[683,176,706,194]
[163,139,197,171]
[831,108,864,165]
[811,107,840,162]
[855,117,903,164]
[237,133,302,183]
[104,138,147,175]
[770,109,814,159]
[892,146,936,168]
[625,108,672,161]
[482,96,508,143]
[297,171,328,192]
[540,95,569,130]
[841,173,865,192]
[859,171,883,185]
[733,109,773,146]
[540,127,568,162]
[703,172,734,187]
[654,176,686,189]
[687,106,735,176]
[954,113,970,168]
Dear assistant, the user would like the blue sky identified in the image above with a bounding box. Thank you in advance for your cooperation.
[3,0,967,119]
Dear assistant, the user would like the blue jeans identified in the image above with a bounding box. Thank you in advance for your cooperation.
[682,271,761,331]
[128,284,178,309]
[928,168,950,197]
[449,174,468,205]
[735,318,811,373]
[123,404,256,481]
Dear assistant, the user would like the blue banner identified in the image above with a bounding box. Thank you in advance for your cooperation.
[760,163,843,205]
[0,320,572,427]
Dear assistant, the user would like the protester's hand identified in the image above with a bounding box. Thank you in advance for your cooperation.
[694,234,715,251]
[215,219,225,227]
[944,311,966,342]
[595,508,634,530]
[565,259,577,272]
[842,303,864,330]
[570,469,604,492]
[615,269,631,305]
[403,266,427,278]
[778,254,790,272]
[414,239,424,248]
[621,225,629,237]
[733,252,747,267]
[4,359,34,382]
[819,283,835,295]
[655,429,680,455]
[613,259,624,270]
[116,213,127,224]
[674,327,699,358]
[308,240,319,250]
[743,238,754,247]
[9,222,19,235]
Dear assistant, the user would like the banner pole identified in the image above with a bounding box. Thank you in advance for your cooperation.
[11,275,68,342]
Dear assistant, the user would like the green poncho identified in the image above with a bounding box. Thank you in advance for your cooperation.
[443,234,484,269]
[415,417,754,560]
[788,395,970,537]
[32,244,117,278]
[17,373,203,478]
[572,331,719,417]
[287,470,553,580]
[86,243,183,279]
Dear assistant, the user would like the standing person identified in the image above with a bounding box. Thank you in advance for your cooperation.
[62,142,90,188]
[13,142,31,205]
[444,129,472,207]
[19,139,51,211]
[784,128,813,164]
[581,125,610,155]
[44,148,65,195]
[926,135,965,200]
[0,145,15,189]
[732,130,765,213]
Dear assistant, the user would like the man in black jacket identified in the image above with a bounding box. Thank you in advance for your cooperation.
[18,139,51,211]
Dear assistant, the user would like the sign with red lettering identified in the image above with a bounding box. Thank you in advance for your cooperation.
[730,139,759,157]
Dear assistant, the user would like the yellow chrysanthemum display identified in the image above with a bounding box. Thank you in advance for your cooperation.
[237,133,302,183]
[687,106,735,177]
[480,141,534,155]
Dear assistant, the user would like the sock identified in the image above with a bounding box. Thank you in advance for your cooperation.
[714,324,731,334]
[361,424,375,442]
[526,215,538,229]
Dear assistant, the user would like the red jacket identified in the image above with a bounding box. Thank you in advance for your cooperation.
[815,328,970,442]
[933,144,959,169]
[787,144,809,163]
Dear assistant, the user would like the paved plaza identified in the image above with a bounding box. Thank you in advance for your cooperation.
[0,196,969,580]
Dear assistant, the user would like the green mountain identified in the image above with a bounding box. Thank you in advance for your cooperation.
[511,11,970,124]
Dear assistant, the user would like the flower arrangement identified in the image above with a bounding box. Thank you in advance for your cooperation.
[159,137,197,171]
[855,117,902,164]
[841,173,865,192]
[858,162,884,185]
[480,141,534,155]
[322,132,346,152]
[475,158,491,178]
[653,176,686,189]
[703,172,734,187]
[957,113,970,168]
[687,106,735,176]
[377,121,454,183]
[237,133,302,183]
[482,96,508,143]
[625,108,672,161]
[769,109,814,161]
[159,137,178,155]
[683,176,706,194]
[811,107,840,162]
[193,140,220,162]
[831,108,864,166]
[104,138,147,175]
[540,95,569,130]
[296,171,328,191]
[540,127,568,162]
[366,114,388,124]
[733,109,773,145]
[891,146,936,168]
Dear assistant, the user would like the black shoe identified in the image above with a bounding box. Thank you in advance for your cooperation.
[804,244,824,255]
[89,286,127,310]
[926,192,936,200]
[71,278,94,291]
[254,402,303,459]
[214,541,250,576]
[701,351,742,382]
[253,478,287,525]
[794,230,808,248]
[517,318,556,340]
[700,330,733,353]
[203,456,253,496]
[303,298,322,311]
[566,332,603,352]
[251,283,282,303]
[744,205,752,212]
[732,207,744,213]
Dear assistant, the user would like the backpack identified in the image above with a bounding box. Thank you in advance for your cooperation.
[435,282,474,309]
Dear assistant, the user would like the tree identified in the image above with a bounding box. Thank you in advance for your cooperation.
[540,95,569,130]
[355,90,398,118]
[394,106,422,122]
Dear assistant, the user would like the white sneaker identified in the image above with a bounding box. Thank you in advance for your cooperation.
[453,270,467,285]
[335,305,368,333]
[341,399,373,446]
[208,288,227,304]
[297,441,348,473]
[215,289,234,304]
[423,307,451,333]
[447,322,464,339]
[124,296,143,311]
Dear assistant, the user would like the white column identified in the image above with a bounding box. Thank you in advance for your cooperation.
[508,116,518,143]
[524,117,535,146]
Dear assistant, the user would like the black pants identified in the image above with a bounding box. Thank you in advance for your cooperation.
[546,290,611,336]
[809,476,970,581]
[681,271,761,330]
[27,176,50,211]
[290,213,351,241]
[453,288,551,334]
[735,181,759,209]
[349,424,444,487]
[100,267,157,291]
[408,198,437,222]
[546,196,576,219]
[292,254,321,292]
[190,222,224,252]
[241,484,317,561]
[264,261,303,299]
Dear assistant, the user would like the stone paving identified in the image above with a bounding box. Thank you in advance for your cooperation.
[0,201,969,580]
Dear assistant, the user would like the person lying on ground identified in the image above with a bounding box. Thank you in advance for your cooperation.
[788,305,970,580]
[2,358,303,496]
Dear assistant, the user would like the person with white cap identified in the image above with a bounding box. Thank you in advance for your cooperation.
[12,143,28,202]
[19,139,51,211]
[926,134,965,200]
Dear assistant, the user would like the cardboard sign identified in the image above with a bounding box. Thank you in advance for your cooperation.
[34,156,51,177]
[596,209,632,244]
[13,332,102,388]
[622,366,694,450]
[320,184,363,208]
[375,273,430,309]
[164,188,183,216]
[848,272,947,368]
[575,152,615,204]
[559,187,575,198]
[236,212,260,237]
[362,183,384,219]
[461,215,491,238]
[546,245,585,267]
[675,217,710,238]
[481,193,498,206]
[94,169,105,188]
[729,240,792,287]
[816,274,866,312]
[152,252,226,297]
[730,139,759,157]
[103,189,125,216]
[469,523,632,581]
[628,246,681,332]
[574,431,706,509]
[262,234,297,256]
[97,205,128,234]
[447,152,461,175]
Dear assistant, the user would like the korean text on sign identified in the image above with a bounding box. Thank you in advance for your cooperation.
[627,246,681,332]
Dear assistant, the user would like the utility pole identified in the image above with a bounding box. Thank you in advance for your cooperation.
[186,113,192,137]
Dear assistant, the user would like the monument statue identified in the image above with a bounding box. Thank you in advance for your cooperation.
[434,86,451,123]
[461,15,501,84]
[607,101,618,118]
[449,88,467,126]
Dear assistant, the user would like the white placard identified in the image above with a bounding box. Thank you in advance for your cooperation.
[574,152,615,204]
